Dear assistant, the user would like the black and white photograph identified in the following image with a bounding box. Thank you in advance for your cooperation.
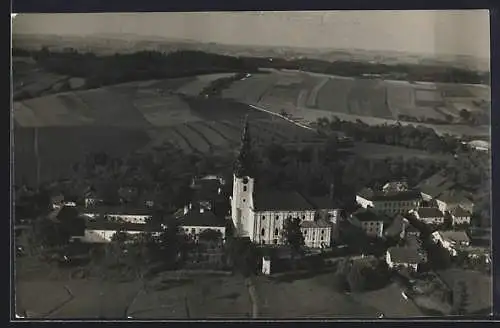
[11,10,492,319]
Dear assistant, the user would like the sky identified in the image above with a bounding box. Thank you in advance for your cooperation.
[12,10,490,58]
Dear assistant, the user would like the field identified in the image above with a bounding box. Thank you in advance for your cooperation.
[436,269,492,314]
[220,70,490,136]
[13,70,485,186]
[13,57,85,99]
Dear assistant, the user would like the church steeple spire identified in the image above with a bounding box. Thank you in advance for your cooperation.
[234,115,254,178]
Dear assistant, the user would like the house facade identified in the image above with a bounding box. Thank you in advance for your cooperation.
[81,206,152,224]
[432,230,471,256]
[349,210,386,238]
[356,188,421,216]
[450,206,472,226]
[178,208,227,242]
[410,207,445,225]
[386,247,422,271]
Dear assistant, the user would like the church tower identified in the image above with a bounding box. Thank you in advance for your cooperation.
[231,116,255,238]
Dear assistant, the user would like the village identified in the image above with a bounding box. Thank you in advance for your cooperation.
[14,118,492,318]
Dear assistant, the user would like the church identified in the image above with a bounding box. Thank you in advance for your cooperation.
[230,118,339,248]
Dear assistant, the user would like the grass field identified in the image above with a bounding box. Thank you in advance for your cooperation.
[436,269,492,314]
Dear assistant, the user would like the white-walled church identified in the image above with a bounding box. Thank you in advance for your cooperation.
[230,118,339,248]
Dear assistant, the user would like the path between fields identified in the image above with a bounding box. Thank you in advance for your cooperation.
[245,277,259,318]
[248,104,316,132]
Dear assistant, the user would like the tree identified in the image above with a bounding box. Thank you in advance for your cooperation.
[282,217,305,257]
[198,229,223,244]
[459,109,471,122]
[158,217,182,268]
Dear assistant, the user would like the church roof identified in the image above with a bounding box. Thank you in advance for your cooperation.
[234,116,255,178]
[253,190,316,211]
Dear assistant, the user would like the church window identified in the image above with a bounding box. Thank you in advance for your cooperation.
[262,216,265,220]
[243,199,246,202]
[321,236,324,241]
[302,215,306,220]
[261,228,265,236]
[273,239,278,244]
[274,228,279,235]
[287,215,292,220]
[243,186,247,192]
[275,215,279,220]
[321,229,324,235]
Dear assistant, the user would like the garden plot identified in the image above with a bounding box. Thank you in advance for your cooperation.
[386,82,414,118]
[187,122,232,148]
[133,95,201,126]
[175,124,211,153]
[306,77,329,108]
[259,83,302,109]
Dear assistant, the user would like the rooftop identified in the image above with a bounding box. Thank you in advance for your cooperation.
[180,210,226,228]
[253,190,316,211]
[306,196,342,210]
[468,140,490,149]
[351,209,388,223]
[435,230,471,244]
[436,189,474,205]
[85,220,161,232]
[357,188,421,202]
[387,247,422,264]
[81,205,153,216]
[450,206,472,217]
[300,220,332,229]
[416,207,444,218]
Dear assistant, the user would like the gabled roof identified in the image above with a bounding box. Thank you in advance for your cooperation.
[384,215,405,236]
[357,188,421,202]
[436,189,474,205]
[305,196,342,210]
[450,206,472,217]
[416,207,444,218]
[352,209,387,223]
[253,190,316,211]
[387,247,422,264]
[180,210,226,228]
[435,230,471,244]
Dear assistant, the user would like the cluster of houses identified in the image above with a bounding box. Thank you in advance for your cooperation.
[41,121,489,277]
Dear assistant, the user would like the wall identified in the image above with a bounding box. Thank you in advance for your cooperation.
[253,210,316,245]
[361,221,384,237]
[301,226,332,248]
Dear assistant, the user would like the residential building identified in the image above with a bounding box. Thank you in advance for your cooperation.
[410,207,445,225]
[230,118,336,248]
[450,206,472,226]
[432,230,471,256]
[468,140,490,152]
[434,190,474,214]
[382,181,409,193]
[402,218,421,238]
[50,193,65,210]
[356,188,421,215]
[81,205,152,224]
[349,210,387,238]
[262,256,272,275]
[418,172,455,202]
[386,247,423,271]
[83,221,162,243]
[190,175,226,211]
[178,208,227,241]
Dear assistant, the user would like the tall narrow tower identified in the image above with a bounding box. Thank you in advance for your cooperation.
[231,116,256,238]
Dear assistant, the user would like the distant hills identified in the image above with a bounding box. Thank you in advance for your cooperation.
[12,33,490,73]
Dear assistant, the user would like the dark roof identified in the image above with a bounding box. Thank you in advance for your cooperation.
[384,215,405,236]
[436,189,474,204]
[436,230,471,244]
[85,220,160,232]
[300,220,332,228]
[253,190,316,211]
[352,210,387,223]
[387,247,422,264]
[82,205,152,216]
[450,206,472,217]
[180,210,226,227]
[416,207,444,218]
[306,196,341,210]
[358,188,421,202]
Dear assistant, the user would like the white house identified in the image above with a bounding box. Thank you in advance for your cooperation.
[410,207,445,225]
[449,206,472,226]
[262,256,271,275]
[349,210,386,238]
[468,140,490,152]
[386,247,423,272]
[83,221,162,243]
[432,230,471,256]
[356,188,421,216]
[81,206,152,224]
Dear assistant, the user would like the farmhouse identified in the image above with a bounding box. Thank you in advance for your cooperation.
[178,208,227,242]
[449,206,472,226]
[348,209,387,238]
[230,118,337,248]
[385,247,423,272]
[355,187,421,215]
[409,207,445,225]
[81,205,152,224]
[432,230,471,256]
